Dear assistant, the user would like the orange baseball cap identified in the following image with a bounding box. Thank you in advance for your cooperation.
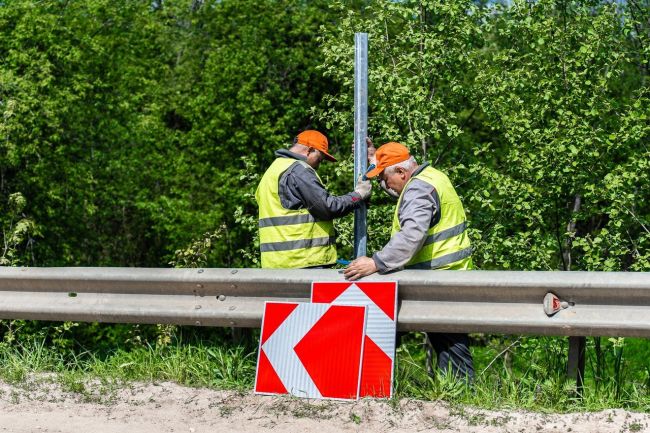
[365,142,411,178]
[295,130,337,162]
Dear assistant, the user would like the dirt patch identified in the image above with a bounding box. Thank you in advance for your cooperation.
[0,377,648,433]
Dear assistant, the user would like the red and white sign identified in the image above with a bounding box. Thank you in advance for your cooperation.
[312,281,398,398]
[254,302,367,400]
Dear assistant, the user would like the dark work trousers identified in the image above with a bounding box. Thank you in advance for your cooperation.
[427,332,474,382]
[398,332,474,382]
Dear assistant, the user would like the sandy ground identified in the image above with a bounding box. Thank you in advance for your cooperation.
[1,377,649,433]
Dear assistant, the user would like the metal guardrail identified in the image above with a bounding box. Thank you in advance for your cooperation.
[1,267,649,338]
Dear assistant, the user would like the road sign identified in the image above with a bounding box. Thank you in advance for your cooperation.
[312,281,398,398]
[254,302,367,400]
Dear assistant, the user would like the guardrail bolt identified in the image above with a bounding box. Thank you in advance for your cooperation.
[230,269,238,274]
[197,269,204,273]
[217,295,226,301]
[195,305,202,310]
[195,321,201,326]
[229,306,236,311]
[196,283,203,289]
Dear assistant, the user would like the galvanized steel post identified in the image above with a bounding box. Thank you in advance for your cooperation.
[567,336,586,394]
[353,32,368,258]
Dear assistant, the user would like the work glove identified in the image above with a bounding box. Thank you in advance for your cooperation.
[380,179,400,199]
[355,175,372,200]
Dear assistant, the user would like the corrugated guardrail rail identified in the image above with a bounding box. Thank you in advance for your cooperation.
[1,267,649,337]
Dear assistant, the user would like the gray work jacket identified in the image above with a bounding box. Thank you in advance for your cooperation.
[275,149,363,221]
[372,163,441,273]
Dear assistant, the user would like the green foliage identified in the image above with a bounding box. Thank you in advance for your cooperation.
[0,0,340,267]
[469,0,650,271]
[1,192,38,266]
[0,0,647,271]
[232,156,262,267]
[2,0,646,271]
[320,0,486,254]
[319,0,650,271]
[170,226,227,268]
[1,0,176,265]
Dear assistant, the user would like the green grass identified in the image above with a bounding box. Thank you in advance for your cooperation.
[0,342,255,391]
[394,334,650,412]
[0,328,648,412]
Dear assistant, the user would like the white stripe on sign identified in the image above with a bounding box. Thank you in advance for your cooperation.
[332,284,395,357]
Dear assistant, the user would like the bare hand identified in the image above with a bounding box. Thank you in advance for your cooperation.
[366,137,377,164]
[343,256,378,281]
[351,137,377,165]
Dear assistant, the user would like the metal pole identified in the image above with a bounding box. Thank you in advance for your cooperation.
[354,32,368,258]
[567,336,586,395]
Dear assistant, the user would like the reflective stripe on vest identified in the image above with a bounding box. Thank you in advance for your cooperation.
[255,157,336,268]
[392,166,473,270]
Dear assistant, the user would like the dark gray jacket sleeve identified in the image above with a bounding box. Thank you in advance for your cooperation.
[279,161,363,220]
[372,179,439,273]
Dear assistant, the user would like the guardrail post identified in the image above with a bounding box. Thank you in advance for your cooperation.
[567,336,586,394]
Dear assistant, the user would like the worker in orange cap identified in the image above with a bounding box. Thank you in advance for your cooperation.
[255,130,371,269]
[344,140,474,380]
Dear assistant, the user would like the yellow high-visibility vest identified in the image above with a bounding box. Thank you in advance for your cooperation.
[392,166,473,270]
[255,157,336,268]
